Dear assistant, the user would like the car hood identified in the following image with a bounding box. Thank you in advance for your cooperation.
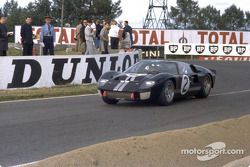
[112,73,154,82]
[99,73,156,92]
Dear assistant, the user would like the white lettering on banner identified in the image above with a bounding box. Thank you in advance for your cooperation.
[164,43,250,57]
[15,26,250,46]
[0,52,139,90]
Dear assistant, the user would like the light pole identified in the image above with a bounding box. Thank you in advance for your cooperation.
[60,0,64,44]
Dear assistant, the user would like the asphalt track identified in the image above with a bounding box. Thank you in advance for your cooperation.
[0,61,250,167]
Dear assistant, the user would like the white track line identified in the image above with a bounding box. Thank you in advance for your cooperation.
[210,89,250,97]
[0,93,99,104]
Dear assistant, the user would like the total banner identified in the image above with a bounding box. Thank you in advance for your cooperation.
[164,43,250,57]
[15,26,250,46]
[0,52,139,90]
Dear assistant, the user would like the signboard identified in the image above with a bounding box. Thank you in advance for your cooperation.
[0,52,139,90]
[15,26,250,46]
[164,43,250,57]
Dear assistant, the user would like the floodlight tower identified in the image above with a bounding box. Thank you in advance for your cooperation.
[143,0,170,29]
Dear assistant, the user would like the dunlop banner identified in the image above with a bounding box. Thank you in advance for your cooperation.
[0,52,139,90]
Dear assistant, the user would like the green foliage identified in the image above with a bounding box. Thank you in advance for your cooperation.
[1,0,122,28]
[169,0,249,31]
[170,0,200,29]
[195,5,220,30]
[220,5,245,30]
[1,0,249,31]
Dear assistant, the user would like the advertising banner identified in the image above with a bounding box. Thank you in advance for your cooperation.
[15,26,250,46]
[0,52,139,90]
[164,43,250,57]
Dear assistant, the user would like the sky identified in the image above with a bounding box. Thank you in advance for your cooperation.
[1,0,249,28]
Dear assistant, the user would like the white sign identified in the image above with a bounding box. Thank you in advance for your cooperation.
[15,26,250,46]
[0,52,139,90]
[164,43,250,57]
[132,29,250,46]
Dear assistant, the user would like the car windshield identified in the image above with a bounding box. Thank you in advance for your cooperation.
[125,61,178,75]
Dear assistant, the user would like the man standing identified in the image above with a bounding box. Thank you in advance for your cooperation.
[21,17,34,56]
[80,20,87,54]
[40,16,56,55]
[109,20,120,49]
[0,16,13,56]
[95,20,103,49]
[85,20,95,55]
[123,20,133,47]
[100,22,110,54]
[75,20,82,52]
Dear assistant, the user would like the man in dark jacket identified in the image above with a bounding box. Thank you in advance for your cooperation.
[0,16,13,56]
[122,20,133,47]
[21,17,34,56]
[80,20,87,54]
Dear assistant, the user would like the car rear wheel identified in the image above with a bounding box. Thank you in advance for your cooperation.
[158,80,175,106]
[102,97,119,105]
[197,75,212,98]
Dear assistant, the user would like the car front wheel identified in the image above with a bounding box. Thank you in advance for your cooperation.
[158,80,175,106]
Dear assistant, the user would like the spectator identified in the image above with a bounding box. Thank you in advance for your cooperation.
[79,20,87,54]
[75,20,83,52]
[91,20,96,31]
[100,22,110,54]
[122,20,133,46]
[0,15,13,56]
[95,20,103,49]
[109,20,120,49]
[85,20,95,55]
[21,17,34,56]
[40,16,56,55]
[120,31,131,52]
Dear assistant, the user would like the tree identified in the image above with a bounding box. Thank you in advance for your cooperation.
[245,11,250,30]
[195,5,220,30]
[25,0,53,26]
[2,0,27,31]
[220,5,245,30]
[170,0,200,29]
[51,0,122,26]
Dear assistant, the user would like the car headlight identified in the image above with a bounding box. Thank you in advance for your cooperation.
[140,81,155,89]
[98,79,109,86]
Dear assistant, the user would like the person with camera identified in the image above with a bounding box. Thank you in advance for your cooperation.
[0,15,13,56]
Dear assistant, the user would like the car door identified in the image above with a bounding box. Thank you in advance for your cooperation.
[178,63,201,95]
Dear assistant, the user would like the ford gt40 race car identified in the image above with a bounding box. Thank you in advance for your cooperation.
[97,60,216,106]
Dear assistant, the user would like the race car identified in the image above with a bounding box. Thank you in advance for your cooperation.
[97,60,216,106]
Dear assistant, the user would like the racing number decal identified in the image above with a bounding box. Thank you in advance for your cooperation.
[181,75,190,95]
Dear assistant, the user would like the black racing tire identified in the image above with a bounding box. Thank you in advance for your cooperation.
[196,75,212,98]
[158,80,175,106]
[102,97,119,105]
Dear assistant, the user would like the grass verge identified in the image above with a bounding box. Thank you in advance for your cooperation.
[0,84,97,102]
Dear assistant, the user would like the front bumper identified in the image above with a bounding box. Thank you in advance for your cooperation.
[99,90,151,101]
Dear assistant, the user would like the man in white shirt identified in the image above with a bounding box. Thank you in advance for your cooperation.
[108,20,120,49]
[85,20,95,55]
